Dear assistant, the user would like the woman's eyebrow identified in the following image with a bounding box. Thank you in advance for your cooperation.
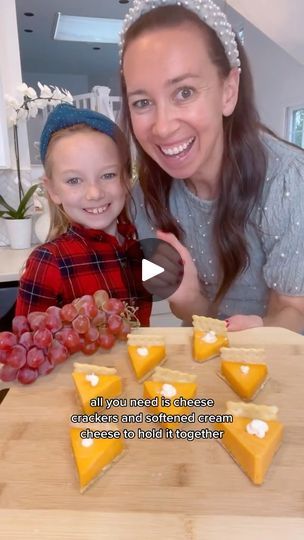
[166,73,200,86]
[127,73,200,97]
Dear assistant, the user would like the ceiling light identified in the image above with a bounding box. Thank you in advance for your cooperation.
[53,13,123,43]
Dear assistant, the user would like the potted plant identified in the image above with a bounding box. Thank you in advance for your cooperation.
[1,82,73,248]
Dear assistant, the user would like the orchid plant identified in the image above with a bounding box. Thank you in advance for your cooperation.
[0,82,73,219]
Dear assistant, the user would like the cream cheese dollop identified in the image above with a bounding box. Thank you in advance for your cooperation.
[246,419,269,439]
[201,330,217,343]
[137,347,149,357]
[85,373,99,387]
[240,365,250,375]
[81,438,94,448]
[160,383,177,398]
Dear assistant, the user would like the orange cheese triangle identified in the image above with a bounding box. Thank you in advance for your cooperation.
[72,364,122,414]
[220,360,268,400]
[127,335,166,381]
[143,381,197,430]
[218,416,283,485]
[70,426,124,493]
[143,369,197,430]
[218,402,283,485]
[193,330,228,362]
[192,316,229,362]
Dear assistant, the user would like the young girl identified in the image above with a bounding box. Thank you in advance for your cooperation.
[15,103,151,326]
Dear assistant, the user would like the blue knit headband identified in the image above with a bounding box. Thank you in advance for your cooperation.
[40,103,119,163]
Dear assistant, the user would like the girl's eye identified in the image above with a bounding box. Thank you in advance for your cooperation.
[101,172,117,180]
[176,87,195,100]
[131,98,151,110]
[66,177,81,185]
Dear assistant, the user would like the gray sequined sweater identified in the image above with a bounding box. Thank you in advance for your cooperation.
[131,133,304,319]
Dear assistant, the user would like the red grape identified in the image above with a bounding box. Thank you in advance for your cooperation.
[38,358,54,376]
[47,339,69,365]
[33,328,53,349]
[45,307,63,333]
[0,331,17,351]
[118,319,131,341]
[12,315,30,337]
[84,326,99,343]
[46,306,61,318]
[103,298,124,315]
[73,295,99,319]
[99,328,116,350]
[0,364,18,382]
[28,312,47,331]
[81,340,99,355]
[19,332,34,351]
[93,289,109,308]
[6,345,27,369]
[0,350,7,364]
[72,314,90,334]
[60,303,78,323]
[107,314,123,336]
[17,366,38,384]
[55,327,81,353]
[91,310,107,327]
[27,347,45,368]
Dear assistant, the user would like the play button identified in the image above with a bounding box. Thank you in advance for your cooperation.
[142,259,164,282]
[126,237,184,301]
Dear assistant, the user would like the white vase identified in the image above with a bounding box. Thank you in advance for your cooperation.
[5,217,32,249]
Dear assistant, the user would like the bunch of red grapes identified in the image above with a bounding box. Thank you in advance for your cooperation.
[0,290,133,385]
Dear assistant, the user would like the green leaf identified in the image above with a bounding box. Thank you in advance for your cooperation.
[0,184,38,219]
[0,195,16,214]
[16,184,38,218]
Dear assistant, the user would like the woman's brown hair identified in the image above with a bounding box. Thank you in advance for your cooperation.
[120,5,267,301]
[43,123,132,241]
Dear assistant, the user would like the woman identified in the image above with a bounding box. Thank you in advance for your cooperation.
[119,0,304,331]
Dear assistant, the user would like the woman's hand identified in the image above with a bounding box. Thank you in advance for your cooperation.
[226,314,263,331]
[155,230,209,321]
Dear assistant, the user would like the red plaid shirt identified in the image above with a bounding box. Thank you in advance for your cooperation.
[15,222,151,326]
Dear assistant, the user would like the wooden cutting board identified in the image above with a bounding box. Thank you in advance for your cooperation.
[1,327,304,539]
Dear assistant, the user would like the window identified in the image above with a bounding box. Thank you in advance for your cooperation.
[237,27,244,46]
[286,106,304,148]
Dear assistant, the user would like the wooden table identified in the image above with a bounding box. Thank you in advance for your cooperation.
[1,327,304,539]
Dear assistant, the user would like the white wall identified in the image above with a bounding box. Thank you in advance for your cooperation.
[244,20,304,137]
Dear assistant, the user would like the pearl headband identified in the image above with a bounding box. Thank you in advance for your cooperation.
[120,0,241,70]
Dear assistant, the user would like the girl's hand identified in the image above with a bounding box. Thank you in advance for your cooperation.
[226,314,263,331]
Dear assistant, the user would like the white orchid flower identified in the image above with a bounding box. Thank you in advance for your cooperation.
[25,86,37,99]
[37,82,53,98]
[17,82,30,95]
[51,86,64,101]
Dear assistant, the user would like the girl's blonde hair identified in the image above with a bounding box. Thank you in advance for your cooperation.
[43,123,132,241]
